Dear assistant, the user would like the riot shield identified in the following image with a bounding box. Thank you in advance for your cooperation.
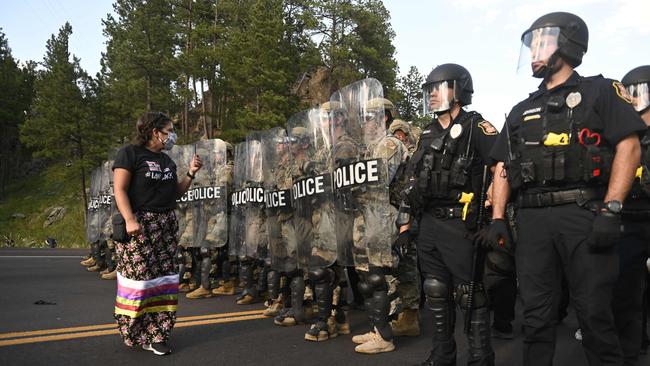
[85,167,102,244]
[330,78,395,271]
[243,132,267,259]
[98,160,114,240]
[262,127,297,273]
[171,144,194,247]
[288,109,337,269]
[191,139,229,248]
[229,142,247,258]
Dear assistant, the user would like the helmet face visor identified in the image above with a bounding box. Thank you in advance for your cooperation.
[518,26,560,74]
[423,80,455,115]
[626,82,650,113]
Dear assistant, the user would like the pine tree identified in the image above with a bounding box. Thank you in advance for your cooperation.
[396,66,425,122]
[0,29,36,197]
[20,23,108,213]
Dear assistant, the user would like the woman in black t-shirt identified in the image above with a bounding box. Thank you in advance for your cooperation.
[112,112,202,356]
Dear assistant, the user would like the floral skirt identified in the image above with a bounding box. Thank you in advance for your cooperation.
[114,210,179,346]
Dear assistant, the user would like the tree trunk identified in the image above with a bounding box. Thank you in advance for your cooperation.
[200,79,208,138]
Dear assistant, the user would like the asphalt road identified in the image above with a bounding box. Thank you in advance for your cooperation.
[0,248,648,366]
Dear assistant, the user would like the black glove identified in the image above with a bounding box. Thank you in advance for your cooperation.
[392,231,411,260]
[587,211,622,250]
[475,218,512,251]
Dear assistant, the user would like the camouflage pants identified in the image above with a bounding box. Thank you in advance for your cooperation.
[393,239,420,310]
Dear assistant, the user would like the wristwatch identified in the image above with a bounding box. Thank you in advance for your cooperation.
[604,200,623,214]
[186,171,195,180]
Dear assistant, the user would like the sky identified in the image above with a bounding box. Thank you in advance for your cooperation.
[1,0,649,129]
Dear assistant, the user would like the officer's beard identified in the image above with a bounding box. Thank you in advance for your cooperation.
[533,53,562,80]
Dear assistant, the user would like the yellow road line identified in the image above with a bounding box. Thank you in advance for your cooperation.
[0,309,264,340]
[0,314,267,347]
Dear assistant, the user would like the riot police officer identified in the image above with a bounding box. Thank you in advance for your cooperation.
[617,65,650,363]
[398,63,498,366]
[484,12,645,366]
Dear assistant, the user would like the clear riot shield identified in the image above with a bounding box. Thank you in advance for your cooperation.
[98,160,114,240]
[262,127,297,273]
[330,78,395,271]
[229,142,247,258]
[171,144,194,247]
[86,167,102,244]
[243,132,267,259]
[191,139,229,248]
[288,109,337,270]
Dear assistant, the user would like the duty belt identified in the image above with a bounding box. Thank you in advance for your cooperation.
[517,187,605,208]
[430,206,464,219]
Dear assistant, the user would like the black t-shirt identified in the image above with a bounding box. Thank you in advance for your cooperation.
[490,71,647,194]
[112,144,178,212]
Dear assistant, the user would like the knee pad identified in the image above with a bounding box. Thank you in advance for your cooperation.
[367,273,387,292]
[485,250,514,275]
[358,281,372,299]
[455,283,488,310]
[309,268,334,285]
[200,247,210,257]
[423,277,449,299]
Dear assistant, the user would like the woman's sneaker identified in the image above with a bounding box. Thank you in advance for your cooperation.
[142,342,171,356]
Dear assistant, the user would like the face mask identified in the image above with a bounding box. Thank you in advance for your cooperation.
[158,131,177,150]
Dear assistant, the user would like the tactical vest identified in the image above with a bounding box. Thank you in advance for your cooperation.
[632,130,650,198]
[410,111,482,202]
[506,77,614,191]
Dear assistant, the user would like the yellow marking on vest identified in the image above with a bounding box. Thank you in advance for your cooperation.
[543,133,569,146]
[523,114,541,121]
[459,192,474,221]
[636,166,643,179]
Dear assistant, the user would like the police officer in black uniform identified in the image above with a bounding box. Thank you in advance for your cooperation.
[397,63,498,366]
[483,12,645,366]
[618,65,650,363]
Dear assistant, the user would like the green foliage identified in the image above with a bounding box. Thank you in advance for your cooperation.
[311,0,398,95]
[396,66,425,122]
[0,29,36,198]
[0,164,86,248]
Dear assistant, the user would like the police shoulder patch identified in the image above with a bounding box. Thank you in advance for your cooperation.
[612,81,633,104]
[478,120,497,135]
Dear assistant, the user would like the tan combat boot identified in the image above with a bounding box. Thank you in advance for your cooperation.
[262,297,283,317]
[101,269,117,280]
[274,309,298,326]
[186,286,213,299]
[80,257,96,267]
[212,279,236,295]
[390,309,421,337]
[87,264,102,272]
[352,331,376,344]
[333,311,351,335]
[354,328,395,354]
[236,293,256,305]
[178,283,191,293]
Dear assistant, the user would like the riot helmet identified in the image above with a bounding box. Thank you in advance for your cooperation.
[622,65,650,114]
[518,12,588,78]
[422,63,473,115]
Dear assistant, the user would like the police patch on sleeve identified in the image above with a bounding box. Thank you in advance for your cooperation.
[612,81,633,104]
[478,120,497,135]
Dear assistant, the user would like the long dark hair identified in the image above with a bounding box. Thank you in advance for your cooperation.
[134,112,172,146]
